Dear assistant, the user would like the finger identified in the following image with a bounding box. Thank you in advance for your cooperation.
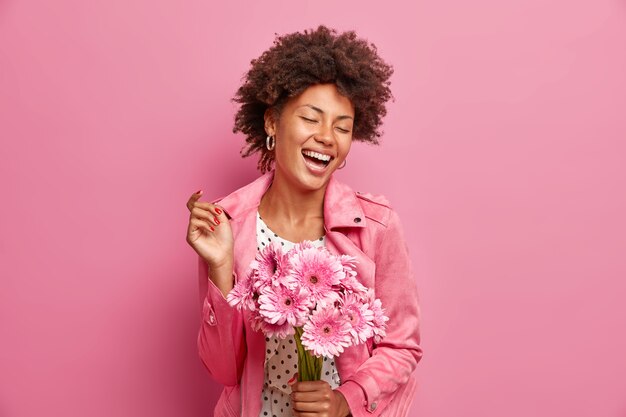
[211,204,227,222]
[189,217,215,234]
[291,388,331,403]
[292,412,316,417]
[191,207,222,227]
[190,202,227,222]
[293,399,331,413]
[186,195,225,219]
[188,200,217,214]
[213,204,225,217]
[288,372,298,386]
[291,380,330,392]
[186,190,203,211]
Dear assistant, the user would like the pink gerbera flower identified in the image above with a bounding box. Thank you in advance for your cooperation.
[340,292,375,344]
[287,246,345,304]
[227,270,258,311]
[250,241,288,287]
[339,254,358,276]
[293,240,316,251]
[257,318,295,339]
[339,255,368,298]
[249,313,295,339]
[301,306,351,357]
[258,283,311,328]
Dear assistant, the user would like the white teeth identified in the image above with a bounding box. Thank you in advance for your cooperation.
[302,150,331,162]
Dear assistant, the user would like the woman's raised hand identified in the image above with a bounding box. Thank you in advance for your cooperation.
[186,191,234,271]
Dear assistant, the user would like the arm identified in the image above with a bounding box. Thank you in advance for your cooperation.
[186,192,245,386]
[197,255,247,386]
[335,210,423,417]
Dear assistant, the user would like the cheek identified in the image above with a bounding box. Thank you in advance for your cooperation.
[274,136,302,165]
[274,142,293,167]
[277,124,310,148]
[339,137,353,157]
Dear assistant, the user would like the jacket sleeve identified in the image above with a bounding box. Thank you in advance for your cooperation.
[197,255,247,386]
[335,209,423,417]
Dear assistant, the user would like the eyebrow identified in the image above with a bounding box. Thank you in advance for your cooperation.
[300,104,354,121]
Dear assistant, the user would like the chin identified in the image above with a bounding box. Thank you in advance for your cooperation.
[295,170,332,192]
[299,177,328,192]
[276,160,334,193]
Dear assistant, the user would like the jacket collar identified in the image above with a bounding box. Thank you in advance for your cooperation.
[216,170,366,230]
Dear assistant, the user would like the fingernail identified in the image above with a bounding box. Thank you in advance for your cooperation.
[196,190,202,194]
[209,226,214,232]
[288,373,298,384]
[215,208,222,214]
[214,217,220,225]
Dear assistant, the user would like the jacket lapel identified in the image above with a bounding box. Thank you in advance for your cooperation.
[323,175,367,231]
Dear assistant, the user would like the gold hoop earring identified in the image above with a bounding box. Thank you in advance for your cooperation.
[338,159,347,169]
[266,135,275,151]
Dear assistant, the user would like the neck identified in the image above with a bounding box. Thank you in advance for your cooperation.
[260,171,327,224]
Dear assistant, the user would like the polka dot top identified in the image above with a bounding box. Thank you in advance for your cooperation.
[256,211,341,417]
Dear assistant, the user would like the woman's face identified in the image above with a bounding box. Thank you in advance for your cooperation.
[265,83,355,193]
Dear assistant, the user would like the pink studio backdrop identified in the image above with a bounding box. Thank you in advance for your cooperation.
[1,0,625,416]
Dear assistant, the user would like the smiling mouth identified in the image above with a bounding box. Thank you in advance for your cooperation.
[301,150,333,169]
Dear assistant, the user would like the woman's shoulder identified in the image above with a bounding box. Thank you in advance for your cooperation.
[329,176,398,228]
[354,190,395,227]
[352,190,409,251]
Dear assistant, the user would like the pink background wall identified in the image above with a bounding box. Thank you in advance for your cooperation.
[1,0,625,416]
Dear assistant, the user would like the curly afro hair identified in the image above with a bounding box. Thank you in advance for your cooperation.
[232,25,394,173]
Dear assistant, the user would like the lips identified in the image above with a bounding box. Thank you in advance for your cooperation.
[302,150,333,174]
[302,150,334,171]
[302,153,329,167]
[302,149,334,163]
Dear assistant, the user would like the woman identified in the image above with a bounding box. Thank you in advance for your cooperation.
[186,26,422,417]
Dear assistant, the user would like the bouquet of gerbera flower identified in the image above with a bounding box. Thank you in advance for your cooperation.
[227,241,389,381]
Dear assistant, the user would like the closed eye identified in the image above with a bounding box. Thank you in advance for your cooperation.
[336,127,351,133]
[300,116,318,123]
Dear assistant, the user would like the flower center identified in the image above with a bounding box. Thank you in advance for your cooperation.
[284,298,292,306]
[310,275,318,284]
[323,326,331,334]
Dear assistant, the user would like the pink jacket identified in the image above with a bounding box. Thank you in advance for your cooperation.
[197,171,423,417]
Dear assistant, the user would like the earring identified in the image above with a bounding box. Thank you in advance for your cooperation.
[266,135,275,151]
[338,159,347,169]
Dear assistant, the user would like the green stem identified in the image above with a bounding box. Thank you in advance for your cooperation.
[293,327,322,381]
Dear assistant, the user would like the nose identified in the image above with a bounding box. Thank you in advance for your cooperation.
[314,122,334,146]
